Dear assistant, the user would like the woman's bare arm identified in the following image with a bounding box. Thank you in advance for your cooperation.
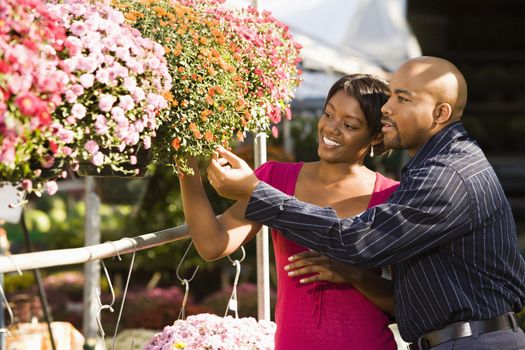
[179,159,262,261]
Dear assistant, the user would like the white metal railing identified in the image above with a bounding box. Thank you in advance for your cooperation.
[0,225,189,274]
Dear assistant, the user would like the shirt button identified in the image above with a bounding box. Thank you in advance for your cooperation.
[279,202,285,211]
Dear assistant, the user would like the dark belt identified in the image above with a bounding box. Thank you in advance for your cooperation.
[409,312,519,350]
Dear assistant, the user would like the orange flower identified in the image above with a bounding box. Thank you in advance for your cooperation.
[205,94,214,105]
[236,131,245,141]
[178,66,185,73]
[200,109,212,120]
[124,12,138,21]
[163,91,174,102]
[194,130,202,139]
[214,86,224,94]
[204,130,214,141]
[171,137,181,150]
[189,122,198,132]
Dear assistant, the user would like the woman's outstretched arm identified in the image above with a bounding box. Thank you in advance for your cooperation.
[180,159,262,261]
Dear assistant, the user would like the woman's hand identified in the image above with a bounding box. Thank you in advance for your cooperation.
[285,250,364,284]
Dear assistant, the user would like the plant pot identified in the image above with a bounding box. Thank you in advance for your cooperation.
[77,147,152,178]
[94,176,151,205]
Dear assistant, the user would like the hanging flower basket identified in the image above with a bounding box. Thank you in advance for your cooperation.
[47,1,171,178]
[116,0,302,175]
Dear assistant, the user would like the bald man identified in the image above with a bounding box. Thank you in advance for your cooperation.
[207,56,525,349]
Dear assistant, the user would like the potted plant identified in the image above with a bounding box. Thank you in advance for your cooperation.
[115,0,302,174]
[47,0,173,177]
[0,0,72,196]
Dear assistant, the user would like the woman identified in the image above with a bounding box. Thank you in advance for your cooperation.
[180,74,399,349]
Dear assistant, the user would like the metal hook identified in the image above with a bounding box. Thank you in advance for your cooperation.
[105,241,122,261]
[176,241,199,283]
[227,246,246,264]
[95,258,118,350]
[177,279,190,320]
[6,254,22,276]
[225,248,245,319]
[0,283,14,335]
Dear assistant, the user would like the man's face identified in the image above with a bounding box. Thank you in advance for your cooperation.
[381,64,438,157]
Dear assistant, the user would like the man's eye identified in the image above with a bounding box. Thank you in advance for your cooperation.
[398,96,409,103]
[345,124,356,130]
[322,112,333,118]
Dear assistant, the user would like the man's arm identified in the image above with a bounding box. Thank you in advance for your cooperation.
[207,147,473,267]
[245,165,473,267]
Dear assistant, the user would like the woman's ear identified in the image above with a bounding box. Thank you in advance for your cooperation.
[371,132,383,147]
[433,103,453,124]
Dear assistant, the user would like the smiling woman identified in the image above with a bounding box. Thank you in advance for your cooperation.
[180,74,401,349]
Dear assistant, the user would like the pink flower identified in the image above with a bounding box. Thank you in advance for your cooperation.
[79,73,95,88]
[92,151,104,166]
[271,126,279,138]
[84,140,99,155]
[45,181,58,195]
[70,21,88,37]
[15,93,42,116]
[119,95,135,111]
[22,179,33,192]
[98,94,116,112]
[71,103,86,119]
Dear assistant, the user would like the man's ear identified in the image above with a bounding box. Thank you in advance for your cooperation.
[433,103,453,124]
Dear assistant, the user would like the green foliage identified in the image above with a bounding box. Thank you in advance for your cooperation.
[3,273,35,295]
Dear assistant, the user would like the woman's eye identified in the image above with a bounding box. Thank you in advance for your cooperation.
[398,96,409,103]
[322,112,332,118]
[345,124,356,130]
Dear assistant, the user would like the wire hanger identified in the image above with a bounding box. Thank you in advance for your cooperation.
[111,238,138,350]
[95,243,122,350]
[0,258,20,336]
[224,246,246,319]
[176,241,199,320]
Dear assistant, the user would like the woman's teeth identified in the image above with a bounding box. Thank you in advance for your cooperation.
[323,136,340,147]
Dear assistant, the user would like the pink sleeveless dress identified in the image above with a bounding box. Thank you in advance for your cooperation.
[255,161,399,350]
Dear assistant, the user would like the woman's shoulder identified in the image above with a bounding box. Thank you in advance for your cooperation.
[255,161,303,177]
[255,161,304,193]
[371,172,400,204]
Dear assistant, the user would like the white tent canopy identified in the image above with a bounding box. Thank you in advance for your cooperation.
[225,0,421,78]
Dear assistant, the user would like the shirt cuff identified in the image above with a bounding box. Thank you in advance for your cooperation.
[245,181,289,225]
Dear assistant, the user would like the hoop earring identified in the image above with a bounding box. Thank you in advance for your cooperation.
[369,146,374,158]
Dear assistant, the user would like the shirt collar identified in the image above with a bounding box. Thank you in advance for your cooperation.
[402,122,468,175]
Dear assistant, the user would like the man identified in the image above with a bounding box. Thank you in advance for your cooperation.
[207,56,525,349]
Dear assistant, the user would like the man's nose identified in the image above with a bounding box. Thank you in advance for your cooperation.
[381,101,392,116]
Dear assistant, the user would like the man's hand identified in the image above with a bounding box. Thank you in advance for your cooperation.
[284,250,364,285]
[206,146,260,200]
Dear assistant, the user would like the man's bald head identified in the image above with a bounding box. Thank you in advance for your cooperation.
[397,56,468,120]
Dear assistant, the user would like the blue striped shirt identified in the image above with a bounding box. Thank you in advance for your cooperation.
[245,122,525,342]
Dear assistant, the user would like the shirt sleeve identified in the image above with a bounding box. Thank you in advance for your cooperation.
[246,163,473,267]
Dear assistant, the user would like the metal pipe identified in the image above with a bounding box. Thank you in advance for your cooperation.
[0,225,189,274]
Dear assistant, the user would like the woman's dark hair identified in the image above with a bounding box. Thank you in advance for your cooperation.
[324,74,390,155]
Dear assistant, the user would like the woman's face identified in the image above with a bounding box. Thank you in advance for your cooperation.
[317,90,375,164]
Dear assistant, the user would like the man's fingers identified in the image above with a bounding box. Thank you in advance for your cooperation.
[287,266,321,278]
[289,250,321,261]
